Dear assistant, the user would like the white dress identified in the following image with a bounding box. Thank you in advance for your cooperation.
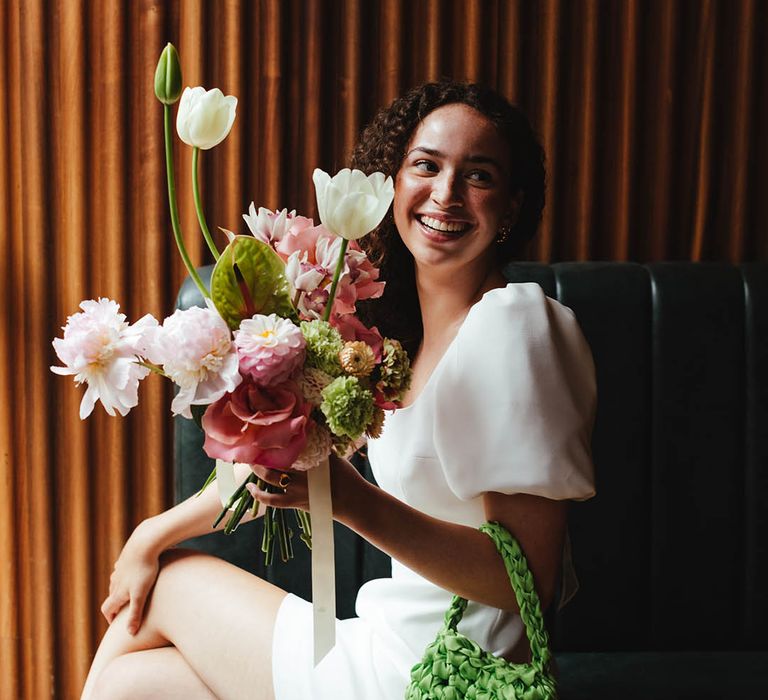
[272,283,597,700]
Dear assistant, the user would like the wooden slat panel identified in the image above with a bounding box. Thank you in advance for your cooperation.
[0,3,20,698]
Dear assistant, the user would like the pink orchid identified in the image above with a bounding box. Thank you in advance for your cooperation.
[242,204,314,256]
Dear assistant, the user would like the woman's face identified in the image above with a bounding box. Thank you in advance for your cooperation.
[393,103,514,277]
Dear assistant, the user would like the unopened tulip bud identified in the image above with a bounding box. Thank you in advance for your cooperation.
[154,43,182,105]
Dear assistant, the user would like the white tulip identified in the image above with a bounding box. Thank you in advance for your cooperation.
[176,86,237,150]
[312,168,394,240]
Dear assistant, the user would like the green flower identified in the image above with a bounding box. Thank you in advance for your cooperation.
[320,375,374,439]
[378,338,412,401]
[300,320,344,375]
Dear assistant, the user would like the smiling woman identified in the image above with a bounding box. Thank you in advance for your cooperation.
[81,81,592,700]
[394,104,516,273]
[353,82,546,358]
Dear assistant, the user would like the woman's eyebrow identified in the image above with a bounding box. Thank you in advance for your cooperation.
[405,146,503,170]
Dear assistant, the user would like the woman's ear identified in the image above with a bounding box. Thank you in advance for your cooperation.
[502,190,525,229]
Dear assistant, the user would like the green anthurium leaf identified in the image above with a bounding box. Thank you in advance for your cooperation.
[211,236,296,329]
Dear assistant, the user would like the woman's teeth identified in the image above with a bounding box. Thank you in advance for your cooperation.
[418,215,469,234]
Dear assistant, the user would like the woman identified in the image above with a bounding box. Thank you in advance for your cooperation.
[82,80,596,700]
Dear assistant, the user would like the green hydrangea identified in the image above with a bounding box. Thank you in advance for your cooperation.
[378,338,412,401]
[300,319,343,375]
[320,375,374,439]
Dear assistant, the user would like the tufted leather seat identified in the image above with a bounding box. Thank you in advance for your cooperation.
[175,262,768,698]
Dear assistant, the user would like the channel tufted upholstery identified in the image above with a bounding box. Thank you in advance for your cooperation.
[175,262,768,698]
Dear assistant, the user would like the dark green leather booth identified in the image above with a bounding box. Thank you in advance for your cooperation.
[175,262,768,699]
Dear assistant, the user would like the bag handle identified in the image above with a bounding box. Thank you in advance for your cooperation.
[442,521,553,668]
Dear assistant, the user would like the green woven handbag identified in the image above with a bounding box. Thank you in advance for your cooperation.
[405,521,558,700]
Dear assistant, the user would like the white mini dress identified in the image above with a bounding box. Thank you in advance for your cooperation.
[272,283,597,700]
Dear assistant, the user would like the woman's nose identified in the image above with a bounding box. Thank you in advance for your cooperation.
[430,172,463,208]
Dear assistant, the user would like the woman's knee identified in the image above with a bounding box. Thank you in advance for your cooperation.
[88,648,217,700]
[88,653,147,700]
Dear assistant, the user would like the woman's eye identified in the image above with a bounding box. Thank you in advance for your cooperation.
[467,169,493,183]
[414,160,438,173]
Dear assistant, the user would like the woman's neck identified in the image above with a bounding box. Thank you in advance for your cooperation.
[414,262,507,343]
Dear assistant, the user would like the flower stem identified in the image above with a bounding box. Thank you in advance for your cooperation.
[322,238,349,322]
[212,472,257,529]
[295,508,312,549]
[192,147,220,261]
[163,104,210,299]
[276,508,293,562]
[196,464,217,497]
[134,360,169,378]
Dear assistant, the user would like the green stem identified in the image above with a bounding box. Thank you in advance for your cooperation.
[134,360,168,378]
[195,464,217,497]
[295,509,312,549]
[212,472,257,529]
[276,508,293,562]
[192,147,220,260]
[163,104,209,299]
[224,491,252,534]
[322,237,349,322]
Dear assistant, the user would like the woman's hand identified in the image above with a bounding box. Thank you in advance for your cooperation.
[100,518,163,635]
[247,453,367,518]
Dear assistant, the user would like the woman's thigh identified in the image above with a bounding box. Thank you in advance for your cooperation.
[139,548,288,700]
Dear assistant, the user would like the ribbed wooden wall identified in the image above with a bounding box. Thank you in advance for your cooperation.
[1,0,766,697]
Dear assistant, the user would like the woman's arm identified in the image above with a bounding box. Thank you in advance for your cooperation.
[251,457,567,612]
[101,461,257,634]
[338,471,567,612]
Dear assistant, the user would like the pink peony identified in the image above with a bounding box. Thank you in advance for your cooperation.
[51,298,157,419]
[202,378,310,469]
[331,313,384,362]
[235,314,306,386]
[144,302,241,419]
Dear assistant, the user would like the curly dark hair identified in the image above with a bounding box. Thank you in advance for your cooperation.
[351,80,546,355]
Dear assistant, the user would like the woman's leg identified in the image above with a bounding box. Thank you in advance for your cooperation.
[88,647,218,699]
[82,548,288,700]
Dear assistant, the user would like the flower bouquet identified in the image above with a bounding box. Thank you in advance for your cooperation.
[51,43,411,577]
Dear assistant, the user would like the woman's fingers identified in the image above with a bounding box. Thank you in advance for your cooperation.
[250,464,299,490]
[100,590,127,624]
[249,464,283,487]
[126,587,149,635]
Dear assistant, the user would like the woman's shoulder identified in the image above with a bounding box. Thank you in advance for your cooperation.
[433,281,597,502]
[458,282,580,352]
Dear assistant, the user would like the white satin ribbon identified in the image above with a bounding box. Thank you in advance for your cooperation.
[213,458,336,665]
[215,459,244,508]
[307,456,336,665]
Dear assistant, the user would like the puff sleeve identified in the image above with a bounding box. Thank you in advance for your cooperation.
[431,283,596,501]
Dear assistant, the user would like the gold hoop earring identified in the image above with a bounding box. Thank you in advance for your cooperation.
[496,222,512,244]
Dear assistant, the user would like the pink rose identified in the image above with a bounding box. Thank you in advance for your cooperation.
[202,378,310,469]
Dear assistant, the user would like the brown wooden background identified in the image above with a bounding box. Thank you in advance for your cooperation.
[1,0,766,697]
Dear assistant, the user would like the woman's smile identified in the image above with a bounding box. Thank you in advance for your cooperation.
[394,103,512,272]
[416,214,473,241]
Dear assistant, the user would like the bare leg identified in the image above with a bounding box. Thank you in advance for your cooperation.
[88,647,218,699]
[82,549,288,700]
